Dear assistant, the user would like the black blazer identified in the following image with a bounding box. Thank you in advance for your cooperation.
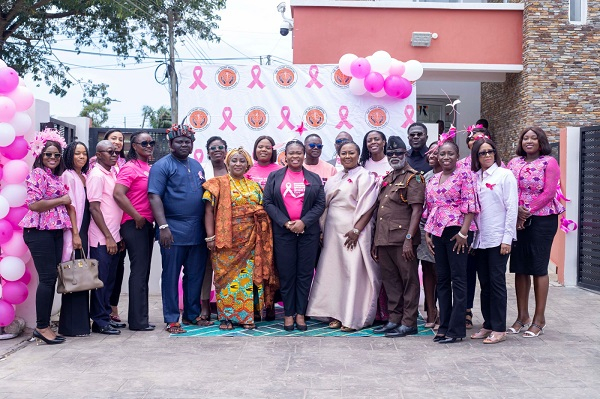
[263,167,326,236]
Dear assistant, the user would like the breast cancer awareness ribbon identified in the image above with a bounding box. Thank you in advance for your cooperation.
[283,182,295,198]
[560,216,577,233]
[189,66,207,90]
[219,107,237,131]
[247,65,265,89]
[305,65,323,89]
[401,105,416,128]
[556,183,570,202]
[277,106,294,130]
[193,149,204,163]
[335,105,354,129]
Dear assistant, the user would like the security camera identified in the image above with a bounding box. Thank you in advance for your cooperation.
[280,20,293,36]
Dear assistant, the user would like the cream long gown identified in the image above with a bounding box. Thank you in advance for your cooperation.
[306,166,381,330]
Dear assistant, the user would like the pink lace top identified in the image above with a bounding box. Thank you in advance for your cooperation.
[423,169,480,237]
[20,167,72,230]
[507,155,565,216]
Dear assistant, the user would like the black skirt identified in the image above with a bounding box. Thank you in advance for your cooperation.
[509,214,559,276]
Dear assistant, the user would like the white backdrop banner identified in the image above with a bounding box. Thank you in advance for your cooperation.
[179,64,417,164]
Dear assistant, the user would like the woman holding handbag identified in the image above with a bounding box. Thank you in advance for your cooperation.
[21,129,81,345]
[58,141,93,337]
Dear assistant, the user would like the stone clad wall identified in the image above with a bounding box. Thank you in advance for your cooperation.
[482,0,599,161]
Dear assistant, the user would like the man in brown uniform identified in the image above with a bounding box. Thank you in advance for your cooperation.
[371,136,425,338]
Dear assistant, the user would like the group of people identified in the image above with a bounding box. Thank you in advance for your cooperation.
[22,120,564,344]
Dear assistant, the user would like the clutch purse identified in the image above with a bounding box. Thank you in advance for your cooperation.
[57,250,104,294]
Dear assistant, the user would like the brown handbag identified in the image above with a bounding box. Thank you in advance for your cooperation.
[56,250,104,294]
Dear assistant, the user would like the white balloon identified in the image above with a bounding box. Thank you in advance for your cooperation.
[0,194,9,219]
[0,256,26,281]
[1,184,27,207]
[9,112,32,136]
[403,60,424,81]
[0,122,16,146]
[349,77,367,96]
[338,53,358,77]
[0,60,7,68]
[372,88,387,98]
[370,51,392,74]
[0,283,2,298]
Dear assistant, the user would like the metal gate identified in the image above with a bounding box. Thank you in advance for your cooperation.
[578,125,600,291]
[88,128,170,164]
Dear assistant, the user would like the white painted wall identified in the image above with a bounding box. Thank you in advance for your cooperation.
[563,126,581,286]
[57,116,91,144]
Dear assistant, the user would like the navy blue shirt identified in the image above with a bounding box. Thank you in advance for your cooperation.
[148,154,206,245]
[407,147,432,174]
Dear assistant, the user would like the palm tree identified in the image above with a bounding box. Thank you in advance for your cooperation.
[141,105,172,128]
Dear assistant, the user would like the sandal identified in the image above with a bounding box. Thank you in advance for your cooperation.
[523,323,545,338]
[182,316,214,327]
[471,328,492,339]
[242,323,256,330]
[328,319,342,329]
[465,310,473,330]
[166,322,185,334]
[340,326,356,333]
[110,314,122,323]
[507,319,531,334]
[483,332,506,344]
[219,320,234,331]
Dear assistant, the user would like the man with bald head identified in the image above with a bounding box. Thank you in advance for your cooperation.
[87,140,124,335]
[328,131,353,171]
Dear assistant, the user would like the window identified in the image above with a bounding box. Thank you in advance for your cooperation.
[569,0,587,24]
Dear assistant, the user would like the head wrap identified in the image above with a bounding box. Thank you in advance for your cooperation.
[225,147,253,173]
[166,124,195,142]
[29,128,67,157]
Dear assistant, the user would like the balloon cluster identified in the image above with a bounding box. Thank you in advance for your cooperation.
[0,60,35,327]
[338,51,424,99]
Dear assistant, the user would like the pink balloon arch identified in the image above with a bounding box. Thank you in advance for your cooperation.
[0,59,35,328]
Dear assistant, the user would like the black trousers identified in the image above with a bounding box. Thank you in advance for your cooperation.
[110,248,127,307]
[432,227,472,339]
[120,220,155,329]
[466,254,477,309]
[273,230,319,317]
[475,246,508,332]
[24,228,63,330]
[89,245,119,328]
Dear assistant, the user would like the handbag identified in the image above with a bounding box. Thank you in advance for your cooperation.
[57,250,104,294]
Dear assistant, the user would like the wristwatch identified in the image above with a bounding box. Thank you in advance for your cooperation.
[405,233,412,240]
[352,228,360,235]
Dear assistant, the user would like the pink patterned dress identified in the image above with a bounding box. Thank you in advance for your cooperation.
[20,167,72,230]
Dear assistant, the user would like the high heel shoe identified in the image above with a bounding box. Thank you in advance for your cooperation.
[283,316,295,331]
[33,330,65,345]
[433,334,445,342]
[438,337,463,344]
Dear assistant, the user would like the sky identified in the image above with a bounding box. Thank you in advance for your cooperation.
[23,0,294,128]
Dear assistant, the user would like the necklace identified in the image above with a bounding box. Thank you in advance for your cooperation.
[172,154,190,173]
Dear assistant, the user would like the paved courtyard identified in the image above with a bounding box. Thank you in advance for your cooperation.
[1,274,599,399]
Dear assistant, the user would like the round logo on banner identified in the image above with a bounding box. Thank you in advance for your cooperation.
[245,107,269,131]
[332,67,351,88]
[304,106,327,130]
[187,107,211,132]
[366,106,389,129]
[216,66,239,89]
[274,66,297,89]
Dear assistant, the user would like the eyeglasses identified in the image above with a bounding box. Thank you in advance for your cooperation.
[209,145,225,151]
[387,150,406,157]
[43,152,62,159]
[335,138,350,145]
[408,132,425,138]
[307,143,323,149]
[97,150,117,156]
[135,140,156,147]
[478,149,496,157]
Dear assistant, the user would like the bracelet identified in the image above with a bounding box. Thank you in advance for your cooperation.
[205,235,216,242]
[159,224,169,230]
[457,231,467,239]
[351,228,360,235]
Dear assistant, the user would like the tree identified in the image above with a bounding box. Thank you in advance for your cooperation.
[80,102,109,127]
[79,82,111,127]
[0,0,226,96]
[141,105,172,129]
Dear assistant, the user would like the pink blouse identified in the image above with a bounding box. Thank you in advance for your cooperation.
[20,167,72,230]
[457,156,472,171]
[507,155,565,216]
[423,169,480,237]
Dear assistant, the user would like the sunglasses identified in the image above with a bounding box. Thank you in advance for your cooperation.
[408,132,424,138]
[97,150,117,156]
[135,140,156,147]
[478,149,496,157]
[335,138,350,145]
[387,150,407,157]
[209,145,225,151]
[43,152,62,159]
[307,143,323,149]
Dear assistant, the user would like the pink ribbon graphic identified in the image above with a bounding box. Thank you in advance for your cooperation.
[219,107,237,131]
[556,183,570,202]
[247,65,265,89]
[401,105,415,128]
[560,216,577,233]
[335,106,354,129]
[305,65,324,89]
[193,149,204,163]
[277,106,294,130]
[189,66,207,90]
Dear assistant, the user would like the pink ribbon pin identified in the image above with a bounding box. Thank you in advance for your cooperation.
[247,65,265,89]
[277,106,294,130]
[219,107,237,131]
[305,65,323,89]
[189,66,207,90]
[401,105,415,128]
[560,217,577,233]
[556,183,570,202]
[335,106,354,129]
[193,149,204,163]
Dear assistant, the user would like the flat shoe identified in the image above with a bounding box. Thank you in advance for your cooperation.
[340,326,356,332]
[483,332,506,344]
[471,328,492,339]
[328,320,342,329]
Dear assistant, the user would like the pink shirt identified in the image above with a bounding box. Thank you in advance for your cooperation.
[245,162,282,188]
[303,159,337,184]
[507,155,565,216]
[89,155,126,173]
[364,156,391,185]
[20,168,72,230]
[280,169,305,221]
[116,160,154,224]
[423,169,480,237]
[87,164,123,247]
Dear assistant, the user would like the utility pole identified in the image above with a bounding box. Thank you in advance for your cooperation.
[167,7,178,125]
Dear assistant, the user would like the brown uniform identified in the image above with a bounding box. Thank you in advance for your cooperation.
[373,166,425,327]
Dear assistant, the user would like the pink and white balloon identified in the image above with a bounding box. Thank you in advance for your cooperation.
[0,60,34,327]
[338,51,423,99]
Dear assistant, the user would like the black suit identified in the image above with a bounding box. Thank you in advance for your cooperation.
[263,167,326,316]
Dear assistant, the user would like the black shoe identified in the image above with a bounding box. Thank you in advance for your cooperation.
[149,324,156,328]
[373,322,400,334]
[109,320,126,329]
[438,337,463,344]
[92,323,121,335]
[295,323,307,332]
[433,334,446,342]
[130,325,155,331]
[32,330,65,345]
[283,323,295,331]
[385,325,418,338]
